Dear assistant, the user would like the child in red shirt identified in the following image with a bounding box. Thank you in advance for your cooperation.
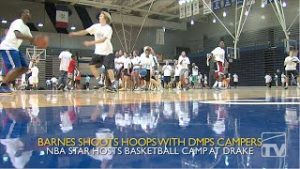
[67,55,77,90]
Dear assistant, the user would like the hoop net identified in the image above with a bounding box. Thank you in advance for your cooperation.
[227,47,240,59]
[26,46,46,63]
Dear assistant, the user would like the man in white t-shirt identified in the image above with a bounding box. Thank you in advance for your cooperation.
[211,41,226,89]
[162,61,173,88]
[57,50,72,90]
[233,73,238,88]
[0,9,38,93]
[178,51,190,90]
[284,49,300,89]
[69,11,117,92]
[31,64,39,89]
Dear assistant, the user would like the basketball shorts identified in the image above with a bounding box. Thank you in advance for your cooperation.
[0,50,28,74]
[286,70,299,78]
[215,61,224,79]
[90,54,115,70]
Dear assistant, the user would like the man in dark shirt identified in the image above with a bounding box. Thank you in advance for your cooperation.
[207,54,216,89]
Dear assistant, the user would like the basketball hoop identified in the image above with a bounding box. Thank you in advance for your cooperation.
[284,39,297,54]
[26,46,46,63]
[227,47,240,60]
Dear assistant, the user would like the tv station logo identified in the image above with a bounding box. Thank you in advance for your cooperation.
[261,132,286,157]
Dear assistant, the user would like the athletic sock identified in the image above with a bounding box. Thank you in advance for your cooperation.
[218,82,223,88]
[213,81,218,88]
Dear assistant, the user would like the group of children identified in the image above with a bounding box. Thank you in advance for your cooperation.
[265,48,300,89]
[0,9,298,94]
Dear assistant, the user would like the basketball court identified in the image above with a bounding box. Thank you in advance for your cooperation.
[0,0,299,168]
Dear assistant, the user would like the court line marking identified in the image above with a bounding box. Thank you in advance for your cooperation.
[199,101,300,105]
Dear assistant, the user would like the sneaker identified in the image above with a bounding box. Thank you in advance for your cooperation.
[0,86,12,94]
[98,79,104,86]
[106,86,117,93]
[133,87,141,91]
[112,81,119,90]
[214,87,221,91]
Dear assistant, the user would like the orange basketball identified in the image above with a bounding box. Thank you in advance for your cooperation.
[34,35,49,49]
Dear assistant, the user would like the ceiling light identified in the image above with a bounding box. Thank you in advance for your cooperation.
[282,1,287,7]
[191,19,194,25]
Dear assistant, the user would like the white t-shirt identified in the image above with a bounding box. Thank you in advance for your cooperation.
[0,19,32,50]
[178,56,190,69]
[265,75,272,83]
[211,47,225,63]
[114,56,125,70]
[131,56,141,69]
[140,53,157,68]
[284,56,300,71]
[233,74,238,82]
[31,66,39,77]
[51,77,58,84]
[123,57,131,69]
[162,65,172,76]
[140,55,152,70]
[174,65,182,76]
[86,23,113,55]
[192,66,199,76]
[46,80,51,85]
[58,51,72,71]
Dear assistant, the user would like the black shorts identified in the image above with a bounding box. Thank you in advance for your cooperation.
[142,70,151,82]
[175,76,180,82]
[164,76,171,84]
[90,54,115,70]
[286,70,299,78]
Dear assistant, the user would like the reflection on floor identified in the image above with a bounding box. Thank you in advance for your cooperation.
[0,87,299,168]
